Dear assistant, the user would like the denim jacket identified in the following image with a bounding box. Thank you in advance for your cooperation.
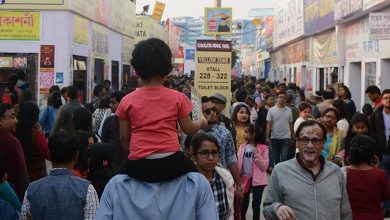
[39,106,57,136]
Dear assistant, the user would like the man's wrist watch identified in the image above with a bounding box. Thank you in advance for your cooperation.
[236,186,243,191]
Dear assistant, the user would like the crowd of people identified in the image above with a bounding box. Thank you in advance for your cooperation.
[0,38,390,220]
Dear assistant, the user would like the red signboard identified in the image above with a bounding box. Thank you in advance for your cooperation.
[40,45,55,91]
[40,45,55,68]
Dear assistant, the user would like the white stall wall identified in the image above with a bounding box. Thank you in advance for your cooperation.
[343,8,390,110]
[42,11,72,86]
[109,30,122,84]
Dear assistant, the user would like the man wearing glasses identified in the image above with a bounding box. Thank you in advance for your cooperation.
[201,96,243,201]
[263,120,352,220]
[0,104,29,201]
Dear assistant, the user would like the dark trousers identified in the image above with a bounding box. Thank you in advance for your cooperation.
[120,151,197,182]
[270,138,291,165]
[241,185,265,220]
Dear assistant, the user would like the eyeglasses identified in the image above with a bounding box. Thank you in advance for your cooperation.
[297,137,323,146]
[203,107,217,114]
[324,114,337,120]
[197,150,219,158]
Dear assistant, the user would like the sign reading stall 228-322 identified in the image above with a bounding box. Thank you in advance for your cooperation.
[195,40,232,111]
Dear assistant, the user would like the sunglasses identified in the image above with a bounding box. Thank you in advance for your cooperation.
[203,107,217,114]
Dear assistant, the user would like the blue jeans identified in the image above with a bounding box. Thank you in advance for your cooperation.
[381,154,390,209]
[270,139,291,165]
[268,142,274,168]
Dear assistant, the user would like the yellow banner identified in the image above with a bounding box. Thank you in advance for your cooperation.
[3,0,62,3]
[195,40,232,112]
[74,15,89,45]
[151,1,165,22]
[0,0,68,10]
[0,11,40,40]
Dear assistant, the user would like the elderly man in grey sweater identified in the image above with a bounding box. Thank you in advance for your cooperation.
[263,120,352,220]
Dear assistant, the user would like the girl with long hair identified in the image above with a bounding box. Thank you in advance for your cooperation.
[16,101,49,181]
[237,124,268,220]
[231,104,251,150]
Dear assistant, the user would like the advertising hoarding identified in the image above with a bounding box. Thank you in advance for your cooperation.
[74,15,89,45]
[40,45,55,91]
[334,0,362,21]
[369,12,390,40]
[304,0,336,35]
[274,0,304,47]
[0,11,40,40]
[204,8,232,35]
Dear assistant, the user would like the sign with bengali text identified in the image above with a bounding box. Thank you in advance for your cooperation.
[369,12,390,40]
[195,40,232,111]
[0,11,40,40]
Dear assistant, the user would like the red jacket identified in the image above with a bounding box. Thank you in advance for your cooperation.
[0,129,29,201]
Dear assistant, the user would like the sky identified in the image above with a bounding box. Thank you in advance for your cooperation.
[136,0,277,20]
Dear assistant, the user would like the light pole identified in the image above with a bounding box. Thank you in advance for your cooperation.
[214,0,221,40]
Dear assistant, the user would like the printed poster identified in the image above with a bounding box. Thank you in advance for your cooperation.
[40,45,55,91]
[39,71,54,90]
[56,72,63,84]
[204,8,232,35]
[74,15,89,45]
[40,45,55,69]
